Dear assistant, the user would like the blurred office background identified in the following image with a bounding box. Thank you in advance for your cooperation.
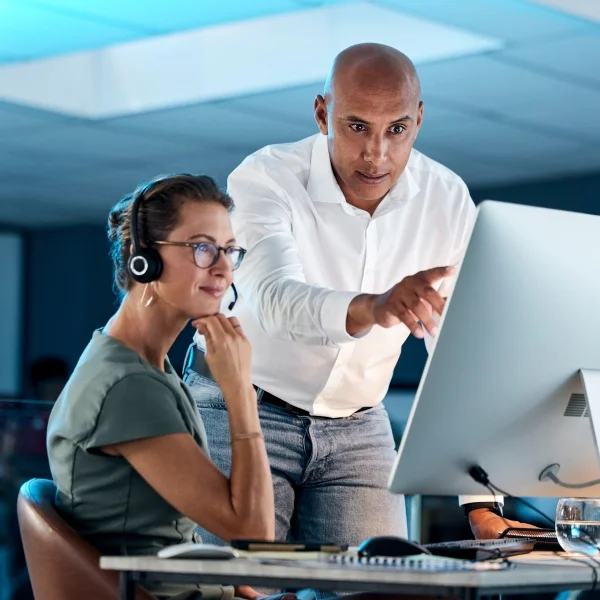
[1,0,600,597]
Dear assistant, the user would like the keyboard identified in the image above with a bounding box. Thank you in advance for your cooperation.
[424,537,536,560]
[424,529,562,560]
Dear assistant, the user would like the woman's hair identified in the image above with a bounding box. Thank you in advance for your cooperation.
[107,174,234,298]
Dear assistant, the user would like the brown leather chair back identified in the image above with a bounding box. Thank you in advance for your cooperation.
[17,478,155,600]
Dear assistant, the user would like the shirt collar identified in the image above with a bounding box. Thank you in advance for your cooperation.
[307,134,421,212]
[307,133,345,205]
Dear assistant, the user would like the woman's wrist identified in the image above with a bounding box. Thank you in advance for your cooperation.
[222,383,256,407]
[225,387,261,430]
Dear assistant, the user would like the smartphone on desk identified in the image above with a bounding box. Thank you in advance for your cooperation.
[231,540,348,553]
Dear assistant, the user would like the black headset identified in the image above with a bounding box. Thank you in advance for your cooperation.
[126,183,239,310]
[127,185,164,284]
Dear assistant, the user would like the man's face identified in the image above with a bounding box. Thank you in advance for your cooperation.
[315,81,423,210]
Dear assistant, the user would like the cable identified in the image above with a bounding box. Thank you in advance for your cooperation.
[468,464,600,593]
[539,463,600,489]
[469,466,555,527]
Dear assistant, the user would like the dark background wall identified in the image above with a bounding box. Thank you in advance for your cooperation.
[22,224,195,395]
[19,170,600,395]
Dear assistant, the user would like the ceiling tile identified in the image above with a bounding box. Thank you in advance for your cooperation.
[109,102,317,153]
[6,122,197,164]
[28,0,302,36]
[505,86,600,142]
[216,83,323,129]
[376,0,586,41]
[416,112,588,168]
[419,55,600,135]
[0,0,143,64]
[501,32,600,87]
[0,101,74,132]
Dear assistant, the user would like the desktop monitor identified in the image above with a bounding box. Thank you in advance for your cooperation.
[389,200,600,499]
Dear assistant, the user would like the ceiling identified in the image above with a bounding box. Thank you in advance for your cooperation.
[1,0,600,227]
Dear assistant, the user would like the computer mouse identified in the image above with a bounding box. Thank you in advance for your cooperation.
[357,536,431,558]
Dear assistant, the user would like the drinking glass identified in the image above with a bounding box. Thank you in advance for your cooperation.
[556,498,600,556]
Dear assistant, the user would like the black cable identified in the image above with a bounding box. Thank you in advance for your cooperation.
[469,465,556,527]
[488,482,555,528]
[469,464,600,592]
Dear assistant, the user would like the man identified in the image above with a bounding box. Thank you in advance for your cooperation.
[185,43,523,544]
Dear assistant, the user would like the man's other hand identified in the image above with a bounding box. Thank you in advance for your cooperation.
[469,508,537,539]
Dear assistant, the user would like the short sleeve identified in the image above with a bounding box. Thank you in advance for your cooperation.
[83,374,189,451]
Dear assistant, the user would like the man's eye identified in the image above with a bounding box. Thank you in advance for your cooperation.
[350,124,366,132]
[390,125,405,134]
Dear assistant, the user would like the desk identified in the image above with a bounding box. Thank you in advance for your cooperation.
[101,553,598,600]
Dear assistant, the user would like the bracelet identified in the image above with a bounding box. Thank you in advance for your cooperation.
[231,432,264,443]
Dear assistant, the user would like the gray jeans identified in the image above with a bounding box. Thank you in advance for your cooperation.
[183,368,406,547]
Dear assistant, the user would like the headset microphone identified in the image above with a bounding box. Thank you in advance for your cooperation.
[228,283,238,311]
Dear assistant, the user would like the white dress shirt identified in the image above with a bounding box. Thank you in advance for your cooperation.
[195,133,501,505]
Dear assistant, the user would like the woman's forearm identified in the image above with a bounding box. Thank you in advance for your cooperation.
[224,386,275,541]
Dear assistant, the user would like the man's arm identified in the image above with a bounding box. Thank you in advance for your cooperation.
[230,166,458,346]
[230,168,361,347]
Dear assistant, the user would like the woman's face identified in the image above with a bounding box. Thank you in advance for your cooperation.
[153,201,237,319]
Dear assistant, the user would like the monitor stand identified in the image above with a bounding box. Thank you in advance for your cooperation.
[539,369,600,489]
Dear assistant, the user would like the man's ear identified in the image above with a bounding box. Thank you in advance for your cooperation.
[314,95,328,135]
[415,100,424,137]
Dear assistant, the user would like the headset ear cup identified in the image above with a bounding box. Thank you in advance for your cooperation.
[128,248,163,284]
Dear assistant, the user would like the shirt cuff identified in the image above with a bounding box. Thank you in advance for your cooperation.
[459,494,504,506]
[320,290,368,345]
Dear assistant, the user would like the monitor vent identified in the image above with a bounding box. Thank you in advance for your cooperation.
[564,393,589,417]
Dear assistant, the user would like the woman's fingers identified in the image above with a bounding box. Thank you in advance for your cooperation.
[192,316,226,355]
[228,316,246,338]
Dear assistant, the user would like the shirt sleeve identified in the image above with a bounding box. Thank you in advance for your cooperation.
[229,166,361,347]
[459,494,504,506]
[83,374,189,451]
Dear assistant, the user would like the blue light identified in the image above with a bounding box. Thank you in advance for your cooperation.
[0,0,304,64]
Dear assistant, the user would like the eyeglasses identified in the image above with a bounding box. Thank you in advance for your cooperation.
[152,241,246,270]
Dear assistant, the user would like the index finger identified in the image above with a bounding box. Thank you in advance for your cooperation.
[420,265,455,284]
[192,316,226,352]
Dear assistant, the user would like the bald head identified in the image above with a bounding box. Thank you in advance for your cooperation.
[314,43,424,214]
[324,43,421,105]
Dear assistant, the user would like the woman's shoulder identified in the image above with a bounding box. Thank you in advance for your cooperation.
[72,330,166,392]
[48,332,177,436]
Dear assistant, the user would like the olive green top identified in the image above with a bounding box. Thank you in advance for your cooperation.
[47,330,209,555]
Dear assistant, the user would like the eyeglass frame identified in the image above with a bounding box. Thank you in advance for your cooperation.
[152,240,247,270]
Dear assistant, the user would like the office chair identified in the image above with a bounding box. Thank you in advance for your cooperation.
[17,478,155,600]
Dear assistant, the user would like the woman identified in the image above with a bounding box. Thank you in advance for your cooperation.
[47,174,275,599]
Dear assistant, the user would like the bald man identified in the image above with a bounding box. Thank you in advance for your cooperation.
[185,43,522,546]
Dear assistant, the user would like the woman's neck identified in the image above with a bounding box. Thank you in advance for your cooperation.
[104,289,188,371]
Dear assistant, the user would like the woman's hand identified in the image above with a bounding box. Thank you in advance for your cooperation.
[192,314,253,404]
